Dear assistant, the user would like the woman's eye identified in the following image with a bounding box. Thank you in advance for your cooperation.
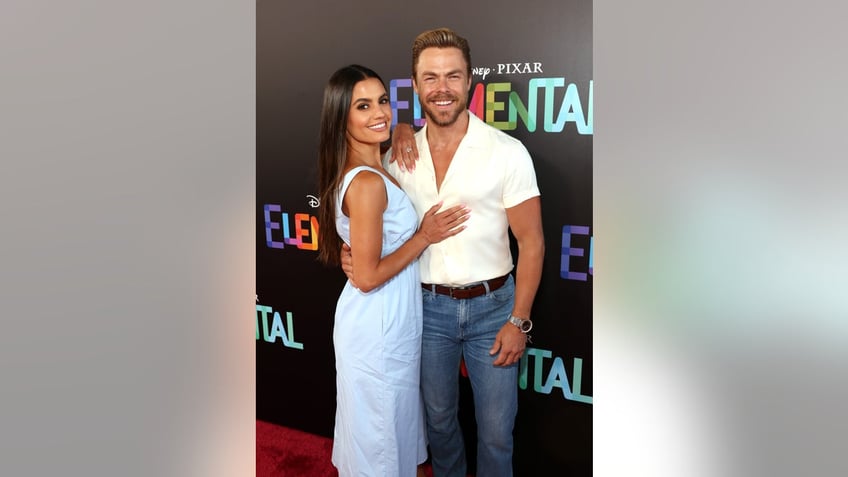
[357,104,369,110]
[379,97,389,104]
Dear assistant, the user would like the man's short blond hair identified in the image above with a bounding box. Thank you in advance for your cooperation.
[411,27,472,79]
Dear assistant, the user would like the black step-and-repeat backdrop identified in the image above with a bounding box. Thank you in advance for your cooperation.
[257,1,592,473]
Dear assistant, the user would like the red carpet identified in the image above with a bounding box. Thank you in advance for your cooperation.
[257,420,338,476]
[257,420,442,476]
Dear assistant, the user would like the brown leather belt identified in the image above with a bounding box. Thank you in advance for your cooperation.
[421,274,509,300]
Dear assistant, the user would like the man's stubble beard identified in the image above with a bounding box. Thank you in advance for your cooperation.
[421,98,467,128]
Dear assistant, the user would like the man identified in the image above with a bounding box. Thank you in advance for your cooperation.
[346,28,544,477]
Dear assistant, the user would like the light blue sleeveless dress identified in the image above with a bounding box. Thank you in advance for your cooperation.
[330,166,428,476]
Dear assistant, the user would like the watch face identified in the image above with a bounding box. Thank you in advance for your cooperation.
[511,316,533,333]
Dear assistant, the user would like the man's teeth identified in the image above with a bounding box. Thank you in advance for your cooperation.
[435,100,452,106]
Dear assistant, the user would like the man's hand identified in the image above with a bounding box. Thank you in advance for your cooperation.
[489,323,527,366]
[389,123,418,172]
[339,243,358,289]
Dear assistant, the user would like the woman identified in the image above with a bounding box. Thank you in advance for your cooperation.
[316,64,469,476]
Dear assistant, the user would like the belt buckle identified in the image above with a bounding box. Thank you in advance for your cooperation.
[449,283,476,299]
[448,285,468,299]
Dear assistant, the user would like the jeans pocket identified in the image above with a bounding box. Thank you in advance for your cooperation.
[422,288,437,302]
[487,277,514,303]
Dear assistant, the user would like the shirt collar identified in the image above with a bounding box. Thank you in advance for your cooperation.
[419,110,487,150]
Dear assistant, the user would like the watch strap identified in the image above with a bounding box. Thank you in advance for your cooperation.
[508,315,533,333]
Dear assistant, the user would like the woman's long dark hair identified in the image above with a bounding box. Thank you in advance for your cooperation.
[316,64,385,266]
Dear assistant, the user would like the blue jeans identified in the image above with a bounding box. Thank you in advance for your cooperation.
[421,275,517,477]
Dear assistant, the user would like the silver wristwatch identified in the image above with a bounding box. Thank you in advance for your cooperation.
[508,315,533,333]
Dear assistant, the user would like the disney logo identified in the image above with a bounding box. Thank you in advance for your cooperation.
[306,195,320,208]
